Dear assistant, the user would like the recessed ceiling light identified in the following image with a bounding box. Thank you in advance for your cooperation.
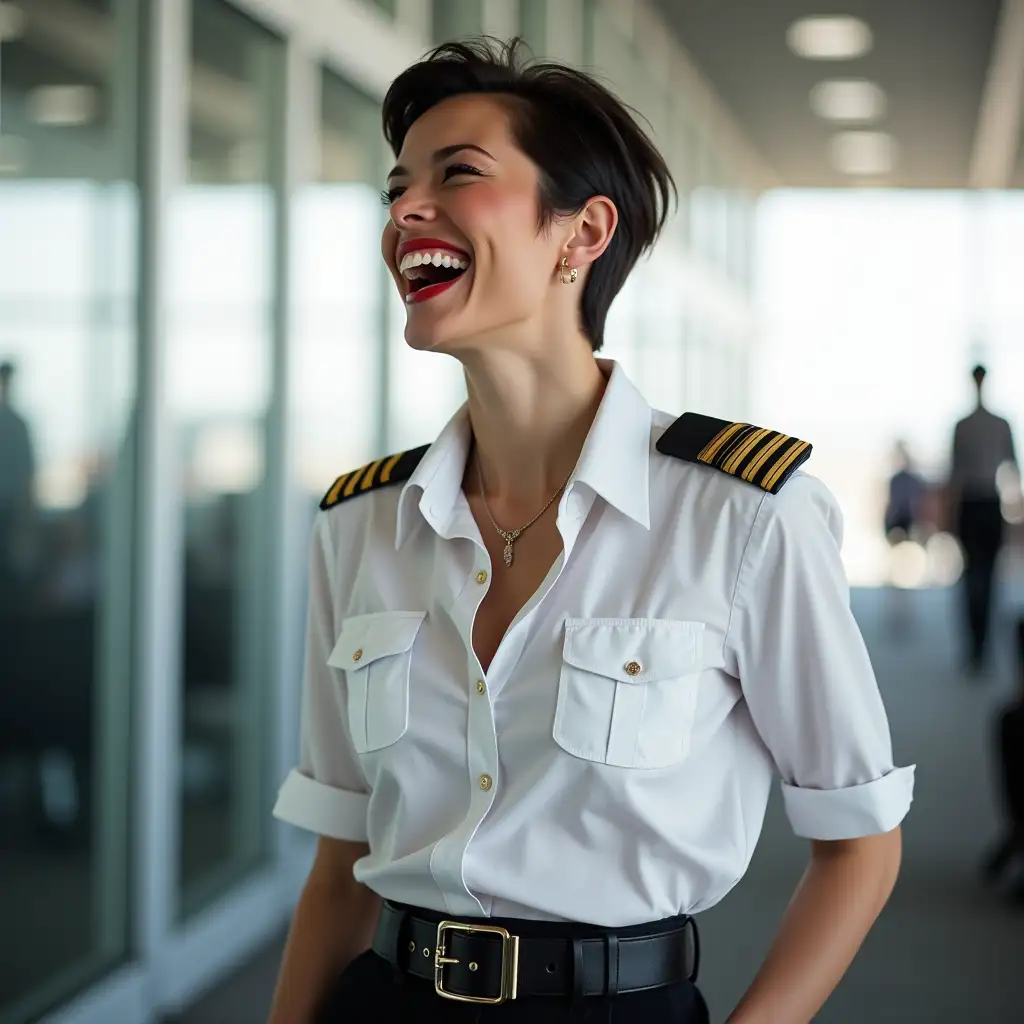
[26,85,100,127]
[830,131,897,175]
[787,16,873,60]
[0,2,26,43]
[811,80,887,122]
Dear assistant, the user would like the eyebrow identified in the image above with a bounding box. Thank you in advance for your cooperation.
[387,143,495,181]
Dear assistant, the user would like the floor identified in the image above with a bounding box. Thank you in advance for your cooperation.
[174,585,1024,1023]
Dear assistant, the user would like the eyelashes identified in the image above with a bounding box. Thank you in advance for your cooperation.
[380,163,485,207]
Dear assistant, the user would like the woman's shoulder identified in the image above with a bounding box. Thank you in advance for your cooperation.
[319,444,432,514]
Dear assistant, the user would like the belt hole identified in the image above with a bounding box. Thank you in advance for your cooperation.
[423,948,431,957]
[469,962,479,972]
[546,963,557,974]
[408,941,416,952]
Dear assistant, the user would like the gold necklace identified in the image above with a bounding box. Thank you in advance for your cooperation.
[475,448,575,568]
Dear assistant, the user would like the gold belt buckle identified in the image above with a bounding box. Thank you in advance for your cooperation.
[434,920,520,1004]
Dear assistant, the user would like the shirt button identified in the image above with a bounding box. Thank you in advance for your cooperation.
[476,680,486,695]
[475,570,488,585]
[625,660,642,677]
[352,648,363,663]
[478,774,493,792]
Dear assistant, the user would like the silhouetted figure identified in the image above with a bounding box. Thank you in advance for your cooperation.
[0,360,36,601]
[981,619,1024,905]
[949,365,1016,671]
[884,440,925,543]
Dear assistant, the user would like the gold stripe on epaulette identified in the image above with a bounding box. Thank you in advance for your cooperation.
[324,473,349,507]
[763,439,810,491]
[379,451,404,484]
[743,432,788,481]
[359,457,386,491]
[698,422,745,465]
[724,427,771,474]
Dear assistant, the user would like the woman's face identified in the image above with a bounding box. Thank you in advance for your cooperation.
[381,93,568,353]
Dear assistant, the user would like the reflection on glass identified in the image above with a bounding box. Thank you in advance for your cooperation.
[173,0,283,918]
[0,0,136,1018]
[292,69,384,501]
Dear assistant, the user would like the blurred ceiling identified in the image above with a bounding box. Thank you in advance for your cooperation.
[653,0,1022,189]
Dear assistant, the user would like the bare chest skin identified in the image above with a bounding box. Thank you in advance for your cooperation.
[465,494,565,674]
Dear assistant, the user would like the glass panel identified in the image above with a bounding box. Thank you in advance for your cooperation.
[433,0,483,42]
[0,0,138,1019]
[292,69,384,504]
[172,0,284,919]
[366,0,397,17]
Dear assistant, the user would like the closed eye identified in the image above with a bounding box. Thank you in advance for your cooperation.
[443,162,485,181]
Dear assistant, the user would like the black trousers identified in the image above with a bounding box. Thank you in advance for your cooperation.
[956,497,1005,664]
[316,928,710,1024]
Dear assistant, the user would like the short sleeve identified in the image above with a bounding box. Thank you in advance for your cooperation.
[272,513,371,841]
[725,474,915,840]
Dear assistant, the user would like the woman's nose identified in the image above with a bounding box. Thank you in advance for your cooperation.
[390,187,436,226]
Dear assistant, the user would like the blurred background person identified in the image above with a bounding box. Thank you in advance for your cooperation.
[981,618,1024,905]
[0,360,36,606]
[883,440,927,634]
[885,440,926,544]
[949,364,1017,673]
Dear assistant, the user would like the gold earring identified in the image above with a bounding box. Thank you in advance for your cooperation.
[560,256,578,285]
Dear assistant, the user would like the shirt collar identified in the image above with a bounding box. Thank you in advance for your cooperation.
[395,358,652,549]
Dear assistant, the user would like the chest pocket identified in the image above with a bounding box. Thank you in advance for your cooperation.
[553,618,704,769]
[327,611,426,754]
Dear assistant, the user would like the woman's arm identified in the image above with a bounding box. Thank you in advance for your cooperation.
[267,837,382,1024]
[727,828,902,1024]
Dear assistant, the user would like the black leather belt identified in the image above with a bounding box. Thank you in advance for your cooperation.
[372,901,699,1005]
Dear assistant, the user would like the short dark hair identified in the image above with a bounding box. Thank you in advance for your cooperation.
[382,37,675,351]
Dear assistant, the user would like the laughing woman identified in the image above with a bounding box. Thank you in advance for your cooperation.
[268,38,914,1024]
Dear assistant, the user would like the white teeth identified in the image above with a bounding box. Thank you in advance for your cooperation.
[398,250,472,275]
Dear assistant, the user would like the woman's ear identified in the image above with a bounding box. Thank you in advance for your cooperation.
[563,196,618,271]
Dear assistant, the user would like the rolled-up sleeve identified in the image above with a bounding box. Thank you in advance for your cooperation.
[273,513,370,842]
[726,473,915,840]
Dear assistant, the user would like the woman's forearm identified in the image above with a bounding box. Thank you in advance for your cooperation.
[727,828,902,1024]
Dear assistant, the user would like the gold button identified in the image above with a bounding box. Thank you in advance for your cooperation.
[352,648,363,663]
[476,680,486,695]
[476,570,488,585]
[625,660,642,677]
[479,774,493,791]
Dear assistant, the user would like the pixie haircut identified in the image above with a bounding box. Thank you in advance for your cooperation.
[381,37,675,352]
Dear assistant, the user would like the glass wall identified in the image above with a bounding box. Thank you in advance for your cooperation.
[292,69,385,505]
[0,1,138,1020]
[170,0,284,919]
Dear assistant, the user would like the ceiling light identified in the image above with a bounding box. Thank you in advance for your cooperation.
[830,131,897,175]
[787,16,873,60]
[26,85,100,127]
[810,80,887,122]
[0,2,26,43]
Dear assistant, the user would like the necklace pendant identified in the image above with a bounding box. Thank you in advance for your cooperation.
[503,540,514,567]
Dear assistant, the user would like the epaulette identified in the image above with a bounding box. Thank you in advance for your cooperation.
[655,413,811,495]
[320,444,430,511]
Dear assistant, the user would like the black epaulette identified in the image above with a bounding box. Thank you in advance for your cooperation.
[655,413,811,495]
[320,444,430,511]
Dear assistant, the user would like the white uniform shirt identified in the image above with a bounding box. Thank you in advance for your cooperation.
[274,360,915,927]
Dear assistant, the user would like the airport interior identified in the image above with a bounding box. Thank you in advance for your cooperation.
[1,1,1023,1022]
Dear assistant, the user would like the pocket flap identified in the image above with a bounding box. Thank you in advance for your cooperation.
[562,618,702,683]
[328,611,426,669]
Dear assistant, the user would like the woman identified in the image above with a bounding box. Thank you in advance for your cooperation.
[269,38,914,1024]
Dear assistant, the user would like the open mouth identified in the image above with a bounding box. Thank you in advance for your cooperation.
[399,248,471,305]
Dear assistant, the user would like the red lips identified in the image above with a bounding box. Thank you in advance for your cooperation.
[396,236,471,262]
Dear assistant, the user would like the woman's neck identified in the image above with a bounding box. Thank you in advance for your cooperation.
[462,342,607,515]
